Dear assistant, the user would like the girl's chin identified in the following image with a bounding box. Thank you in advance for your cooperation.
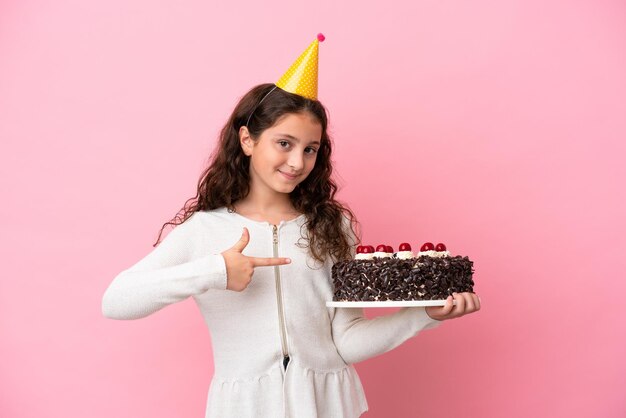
[275,183,297,192]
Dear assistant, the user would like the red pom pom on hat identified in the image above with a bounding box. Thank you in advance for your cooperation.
[317,33,325,42]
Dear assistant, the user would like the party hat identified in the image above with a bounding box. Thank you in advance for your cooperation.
[275,33,325,100]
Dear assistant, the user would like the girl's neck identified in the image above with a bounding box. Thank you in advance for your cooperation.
[232,200,301,218]
[235,183,299,216]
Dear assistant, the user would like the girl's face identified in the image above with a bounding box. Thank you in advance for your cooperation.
[240,112,322,196]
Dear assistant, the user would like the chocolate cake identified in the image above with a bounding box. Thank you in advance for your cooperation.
[331,242,474,302]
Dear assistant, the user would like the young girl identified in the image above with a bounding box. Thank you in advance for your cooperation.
[102,35,480,418]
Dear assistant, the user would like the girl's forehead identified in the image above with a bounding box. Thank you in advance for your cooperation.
[273,112,319,127]
[269,113,322,131]
[267,113,322,139]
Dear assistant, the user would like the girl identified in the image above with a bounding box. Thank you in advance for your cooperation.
[102,35,480,418]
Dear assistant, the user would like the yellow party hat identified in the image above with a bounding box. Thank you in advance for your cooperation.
[275,33,325,100]
[245,34,325,127]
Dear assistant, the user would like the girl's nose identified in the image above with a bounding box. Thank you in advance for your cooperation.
[287,154,304,171]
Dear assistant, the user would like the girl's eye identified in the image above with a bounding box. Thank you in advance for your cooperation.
[278,140,317,155]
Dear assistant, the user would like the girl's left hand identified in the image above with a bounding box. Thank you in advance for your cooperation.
[425,292,481,321]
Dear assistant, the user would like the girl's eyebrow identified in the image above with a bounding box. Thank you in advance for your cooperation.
[274,133,320,146]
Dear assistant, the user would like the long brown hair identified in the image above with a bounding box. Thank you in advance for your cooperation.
[152,83,361,264]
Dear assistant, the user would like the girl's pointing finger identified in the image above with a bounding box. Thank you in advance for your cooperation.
[251,257,292,267]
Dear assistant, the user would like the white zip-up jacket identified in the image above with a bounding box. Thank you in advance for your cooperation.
[102,207,443,418]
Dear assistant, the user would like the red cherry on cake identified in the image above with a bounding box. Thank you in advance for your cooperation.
[386,245,393,253]
[366,245,375,253]
[435,243,447,251]
[356,245,364,254]
[375,244,387,253]
[399,243,412,251]
[420,242,435,251]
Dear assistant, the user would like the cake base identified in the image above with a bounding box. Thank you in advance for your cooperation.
[326,299,458,308]
[331,255,474,302]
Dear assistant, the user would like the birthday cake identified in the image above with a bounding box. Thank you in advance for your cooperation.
[331,242,474,302]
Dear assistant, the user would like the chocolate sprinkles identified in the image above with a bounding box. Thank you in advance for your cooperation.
[331,256,474,301]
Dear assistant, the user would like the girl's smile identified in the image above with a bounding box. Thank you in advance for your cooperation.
[278,170,299,180]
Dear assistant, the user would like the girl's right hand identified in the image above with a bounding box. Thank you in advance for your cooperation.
[425,292,481,321]
[220,227,291,292]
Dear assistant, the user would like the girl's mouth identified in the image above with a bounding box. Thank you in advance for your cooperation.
[279,170,298,180]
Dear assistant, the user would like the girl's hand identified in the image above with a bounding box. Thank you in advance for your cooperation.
[425,292,481,321]
[221,227,291,292]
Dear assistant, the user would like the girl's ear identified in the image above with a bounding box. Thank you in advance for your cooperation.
[238,126,253,156]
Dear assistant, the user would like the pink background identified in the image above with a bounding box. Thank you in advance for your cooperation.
[1,0,625,417]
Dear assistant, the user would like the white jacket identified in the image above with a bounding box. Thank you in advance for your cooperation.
[102,207,442,418]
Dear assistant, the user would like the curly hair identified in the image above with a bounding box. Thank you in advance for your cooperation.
[152,83,361,264]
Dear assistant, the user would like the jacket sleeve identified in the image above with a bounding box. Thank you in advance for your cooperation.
[101,213,228,320]
[330,213,443,365]
[331,305,442,365]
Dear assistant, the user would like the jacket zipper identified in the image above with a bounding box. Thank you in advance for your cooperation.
[272,224,291,370]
